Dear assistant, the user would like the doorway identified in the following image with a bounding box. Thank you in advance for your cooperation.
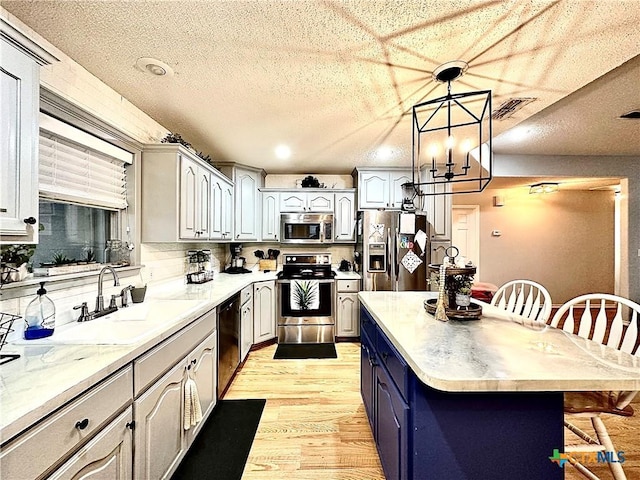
[452,205,480,279]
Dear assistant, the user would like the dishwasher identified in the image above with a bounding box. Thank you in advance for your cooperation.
[217,293,240,398]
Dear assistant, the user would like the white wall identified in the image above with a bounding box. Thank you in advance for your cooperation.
[454,188,615,304]
[493,154,639,303]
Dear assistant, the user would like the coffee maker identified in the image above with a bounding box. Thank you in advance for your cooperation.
[225,243,251,274]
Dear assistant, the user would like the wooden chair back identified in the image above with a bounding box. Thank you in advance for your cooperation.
[490,280,552,322]
[549,293,640,355]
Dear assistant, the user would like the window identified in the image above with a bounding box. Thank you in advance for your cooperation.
[32,200,114,268]
[30,114,133,272]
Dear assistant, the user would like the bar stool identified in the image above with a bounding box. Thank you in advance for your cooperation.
[550,293,640,480]
[490,279,552,322]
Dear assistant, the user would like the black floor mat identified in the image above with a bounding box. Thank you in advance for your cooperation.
[172,399,266,480]
[274,343,337,359]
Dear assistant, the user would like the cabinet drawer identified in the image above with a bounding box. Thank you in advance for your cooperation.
[0,365,133,480]
[240,285,253,306]
[337,280,360,292]
[49,406,133,480]
[134,308,216,397]
[376,329,410,402]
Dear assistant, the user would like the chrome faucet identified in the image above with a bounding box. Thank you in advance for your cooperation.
[94,266,120,318]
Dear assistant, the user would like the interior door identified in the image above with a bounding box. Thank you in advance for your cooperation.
[452,205,480,278]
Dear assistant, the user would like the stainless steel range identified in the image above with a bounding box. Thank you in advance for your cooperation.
[276,253,336,344]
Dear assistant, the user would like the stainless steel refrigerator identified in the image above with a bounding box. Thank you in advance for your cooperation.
[356,210,431,291]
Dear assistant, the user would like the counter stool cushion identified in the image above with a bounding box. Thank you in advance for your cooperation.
[564,391,634,417]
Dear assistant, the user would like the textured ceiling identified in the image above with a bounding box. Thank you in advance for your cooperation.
[3,0,640,175]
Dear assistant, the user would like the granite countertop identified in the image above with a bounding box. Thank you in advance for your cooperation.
[358,291,640,393]
[0,270,278,444]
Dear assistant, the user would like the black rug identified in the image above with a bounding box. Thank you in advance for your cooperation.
[274,343,337,359]
[172,399,266,480]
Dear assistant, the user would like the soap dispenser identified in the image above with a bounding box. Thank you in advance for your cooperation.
[23,282,56,340]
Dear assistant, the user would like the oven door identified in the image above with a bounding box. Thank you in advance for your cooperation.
[277,278,335,343]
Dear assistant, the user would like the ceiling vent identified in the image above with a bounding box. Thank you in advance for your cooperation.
[491,97,536,120]
[619,110,640,119]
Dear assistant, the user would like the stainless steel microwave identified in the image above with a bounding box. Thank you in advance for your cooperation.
[281,213,333,244]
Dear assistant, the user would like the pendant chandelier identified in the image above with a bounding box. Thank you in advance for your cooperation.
[408,61,492,196]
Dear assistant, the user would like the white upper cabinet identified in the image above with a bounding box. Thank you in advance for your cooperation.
[142,144,232,242]
[354,168,414,210]
[279,190,334,212]
[0,19,57,243]
[334,191,356,242]
[210,174,234,241]
[179,154,211,240]
[217,164,265,242]
[261,191,280,241]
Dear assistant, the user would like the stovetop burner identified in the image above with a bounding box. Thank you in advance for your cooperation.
[278,253,335,280]
[278,269,336,280]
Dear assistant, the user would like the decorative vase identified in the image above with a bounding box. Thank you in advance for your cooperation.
[455,293,471,308]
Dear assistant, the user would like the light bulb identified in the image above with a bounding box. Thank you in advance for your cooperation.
[445,135,455,150]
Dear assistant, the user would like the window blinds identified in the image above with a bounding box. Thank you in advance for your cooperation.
[38,117,132,210]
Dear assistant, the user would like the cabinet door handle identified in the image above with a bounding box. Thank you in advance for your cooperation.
[126,421,136,430]
[75,418,89,430]
[381,352,389,361]
[23,216,37,225]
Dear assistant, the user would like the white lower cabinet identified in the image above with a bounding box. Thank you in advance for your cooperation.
[134,358,188,480]
[253,280,276,344]
[49,406,133,480]
[240,285,254,362]
[134,328,217,480]
[336,280,360,337]
[186,331,218,442]
[0,366,133,480]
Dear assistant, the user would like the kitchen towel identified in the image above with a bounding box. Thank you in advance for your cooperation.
[290,280,319,311]
[183,373,203,430]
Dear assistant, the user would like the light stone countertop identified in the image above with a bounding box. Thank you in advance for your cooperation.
[0,270,279,444]
[358,291,640,393]
[333,270,361,280]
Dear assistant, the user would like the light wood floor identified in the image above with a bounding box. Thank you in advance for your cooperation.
[226,342,640,480]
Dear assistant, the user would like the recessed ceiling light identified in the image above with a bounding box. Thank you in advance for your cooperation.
[374,145,394,161]
[135,57,173,76]
[275,144,291,160]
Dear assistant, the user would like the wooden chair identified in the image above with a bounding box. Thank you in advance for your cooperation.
[550,293,640,480]
[490,280,552,322]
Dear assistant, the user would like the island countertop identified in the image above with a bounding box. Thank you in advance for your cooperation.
[358,291,640,393]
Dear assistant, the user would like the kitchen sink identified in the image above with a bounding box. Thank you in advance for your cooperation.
[12,300,207,345]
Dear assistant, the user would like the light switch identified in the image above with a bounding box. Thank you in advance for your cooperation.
[491,230,502,237]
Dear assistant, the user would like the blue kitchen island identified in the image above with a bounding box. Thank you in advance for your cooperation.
[358,291,640,480]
